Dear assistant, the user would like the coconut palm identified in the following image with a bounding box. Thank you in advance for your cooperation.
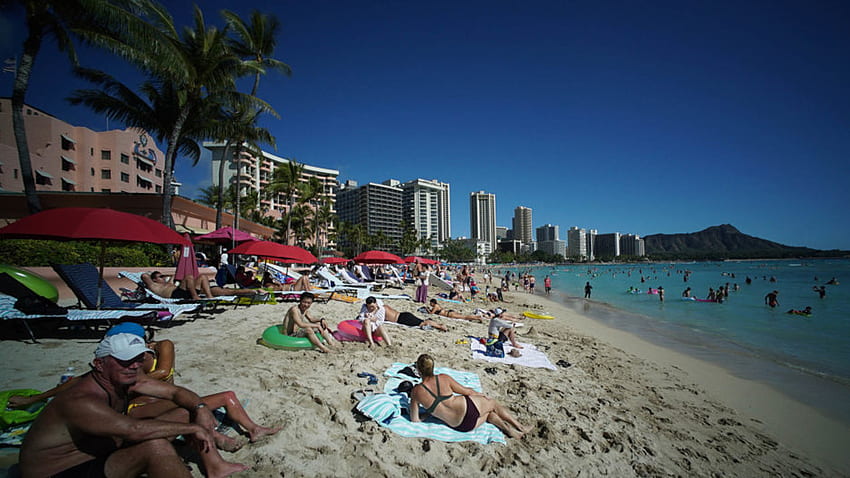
[220,9,291,231]
[313,198,335,255]
[3,0,173,213]
[212,107,275,230]
[268,159,305,245]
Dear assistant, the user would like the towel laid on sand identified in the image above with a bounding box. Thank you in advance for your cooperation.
[470,341,558,370]
[355,362,506,444]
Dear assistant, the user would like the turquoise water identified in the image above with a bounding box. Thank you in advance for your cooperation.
[503,259,850,424]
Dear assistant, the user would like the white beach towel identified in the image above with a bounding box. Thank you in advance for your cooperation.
[469,341,558,370]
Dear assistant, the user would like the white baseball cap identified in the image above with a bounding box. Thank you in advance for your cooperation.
[95,333,153,360]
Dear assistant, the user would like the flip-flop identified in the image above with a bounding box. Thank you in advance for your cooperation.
[357,372,378,385]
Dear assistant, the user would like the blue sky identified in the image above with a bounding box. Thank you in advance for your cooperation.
[2,1,849,249]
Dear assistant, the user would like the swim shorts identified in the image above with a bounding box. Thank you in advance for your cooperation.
[397,312,423,327]
[52,455,109,478]
[170,288,192,300]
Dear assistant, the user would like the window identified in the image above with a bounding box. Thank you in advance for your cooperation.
[101,150,111,160]
[61,178,75,192]
[101,169,111,179]
[14,169,18,179]
[155,169,162,178]
[61,136,75,151]
[90,148,94,156]
[120,153,129,164]
[61,156,75,171]
[155,185,162,193]
[101,188,111,192]
[120,172,130,183]
[90,168,95,176]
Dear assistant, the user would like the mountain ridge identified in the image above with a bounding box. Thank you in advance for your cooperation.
[642,224,833,259]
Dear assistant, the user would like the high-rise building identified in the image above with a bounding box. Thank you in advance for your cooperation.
[536,224,559,242]
[469,191,497,251]
[496,226,508,241]
[337,180,403,253]
[205,143,339,245]
[512,206,533,244]
[400,178,451,252]
[567,226,587,259]
[594,232,621,258]
[586,229,597,261]
[0,99,167,195]
[620,234,646,257]
[536,224,565,257]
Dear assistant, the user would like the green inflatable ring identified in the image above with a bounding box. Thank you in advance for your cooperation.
[0,265,59,303]
[258,325,325,350]
[0,389,47,428]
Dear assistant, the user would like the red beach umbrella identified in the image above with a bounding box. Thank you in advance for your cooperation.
[228,241,317,264]
[320,257,350,265]
[0,207,189,245]
[194,226,259,245]
[174,233,200,282]
[353,250,403,264]
[0,207,189,307]
[403,256,439,265]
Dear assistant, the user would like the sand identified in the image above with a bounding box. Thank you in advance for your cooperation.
[2,278,849,477]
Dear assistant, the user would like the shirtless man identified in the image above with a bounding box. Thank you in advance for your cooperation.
[427,299,484,323]
[142,271,260,300]
[19,333,248,478]
[765,290,780,308]
[383,302,448,331]
[283,292,337,353]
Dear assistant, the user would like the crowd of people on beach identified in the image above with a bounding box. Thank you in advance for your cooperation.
[7,260,542,477]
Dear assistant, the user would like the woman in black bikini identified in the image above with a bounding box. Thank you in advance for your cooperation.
[408,354,530,438]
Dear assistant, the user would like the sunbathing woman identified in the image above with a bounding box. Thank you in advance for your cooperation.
[427,299,483,322]
[10,323,280,449]
[409,354,530,438]
[261,271,312,291]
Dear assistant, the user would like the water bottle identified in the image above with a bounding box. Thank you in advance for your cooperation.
[59,367,76,385]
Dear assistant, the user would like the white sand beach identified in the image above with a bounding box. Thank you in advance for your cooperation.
[2,275,848,477]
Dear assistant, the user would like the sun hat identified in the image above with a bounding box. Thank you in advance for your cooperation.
[95,333,153,360]
[104,322,145,338]
[493,308,504,315]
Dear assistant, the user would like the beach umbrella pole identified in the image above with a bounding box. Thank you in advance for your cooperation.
[96,241,106,309]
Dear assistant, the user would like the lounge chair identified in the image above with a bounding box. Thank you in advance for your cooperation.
[116,271,247,308]
[0,292,160,343]
[52,263,201,319]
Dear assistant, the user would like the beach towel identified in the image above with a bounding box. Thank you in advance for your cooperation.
[470,341,558,370]
[358,362,506,445]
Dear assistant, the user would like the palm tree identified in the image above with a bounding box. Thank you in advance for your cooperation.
[221,9,291,231]
[314,198,335,254]
[268,159,305,245]
[4,0,172,213]
[211,107,274,229]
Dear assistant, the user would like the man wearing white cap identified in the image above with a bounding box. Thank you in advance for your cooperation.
[20,333,248,477]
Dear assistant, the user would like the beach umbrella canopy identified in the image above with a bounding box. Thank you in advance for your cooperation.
[353,250,403,264]
[403,256,439,265]
[228,241,317,264]
[320,256,350,265]
[0,207,189,245]
[0,207,189,307]
[174,233,200,281]
[194,226,258,245]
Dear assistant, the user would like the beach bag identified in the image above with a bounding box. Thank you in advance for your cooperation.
[484,340,505,358]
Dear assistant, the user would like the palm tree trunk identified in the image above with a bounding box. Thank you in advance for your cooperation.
[216,139,233,229]
[233,142,244,230]
[11,37,43,214]
[161,105,190,229]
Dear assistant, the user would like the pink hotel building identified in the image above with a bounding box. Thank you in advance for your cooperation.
[0,98,167,195]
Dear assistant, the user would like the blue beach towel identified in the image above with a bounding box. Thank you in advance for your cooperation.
[359,362,505,445]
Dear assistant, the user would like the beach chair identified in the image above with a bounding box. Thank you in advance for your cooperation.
[117,271,245,309]
[0,292,159,343]
[52,264,201,320]
[340,268,385,291]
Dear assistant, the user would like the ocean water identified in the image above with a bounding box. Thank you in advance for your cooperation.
[501,259,850,425]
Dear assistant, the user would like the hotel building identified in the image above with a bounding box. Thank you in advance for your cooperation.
[469,190,497,254]
[0,98,166,195]
[536,224,566,257]
[400,178,451,253]
[336,180,403,253]
[512,206,533,245]
[204,142,339,246]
